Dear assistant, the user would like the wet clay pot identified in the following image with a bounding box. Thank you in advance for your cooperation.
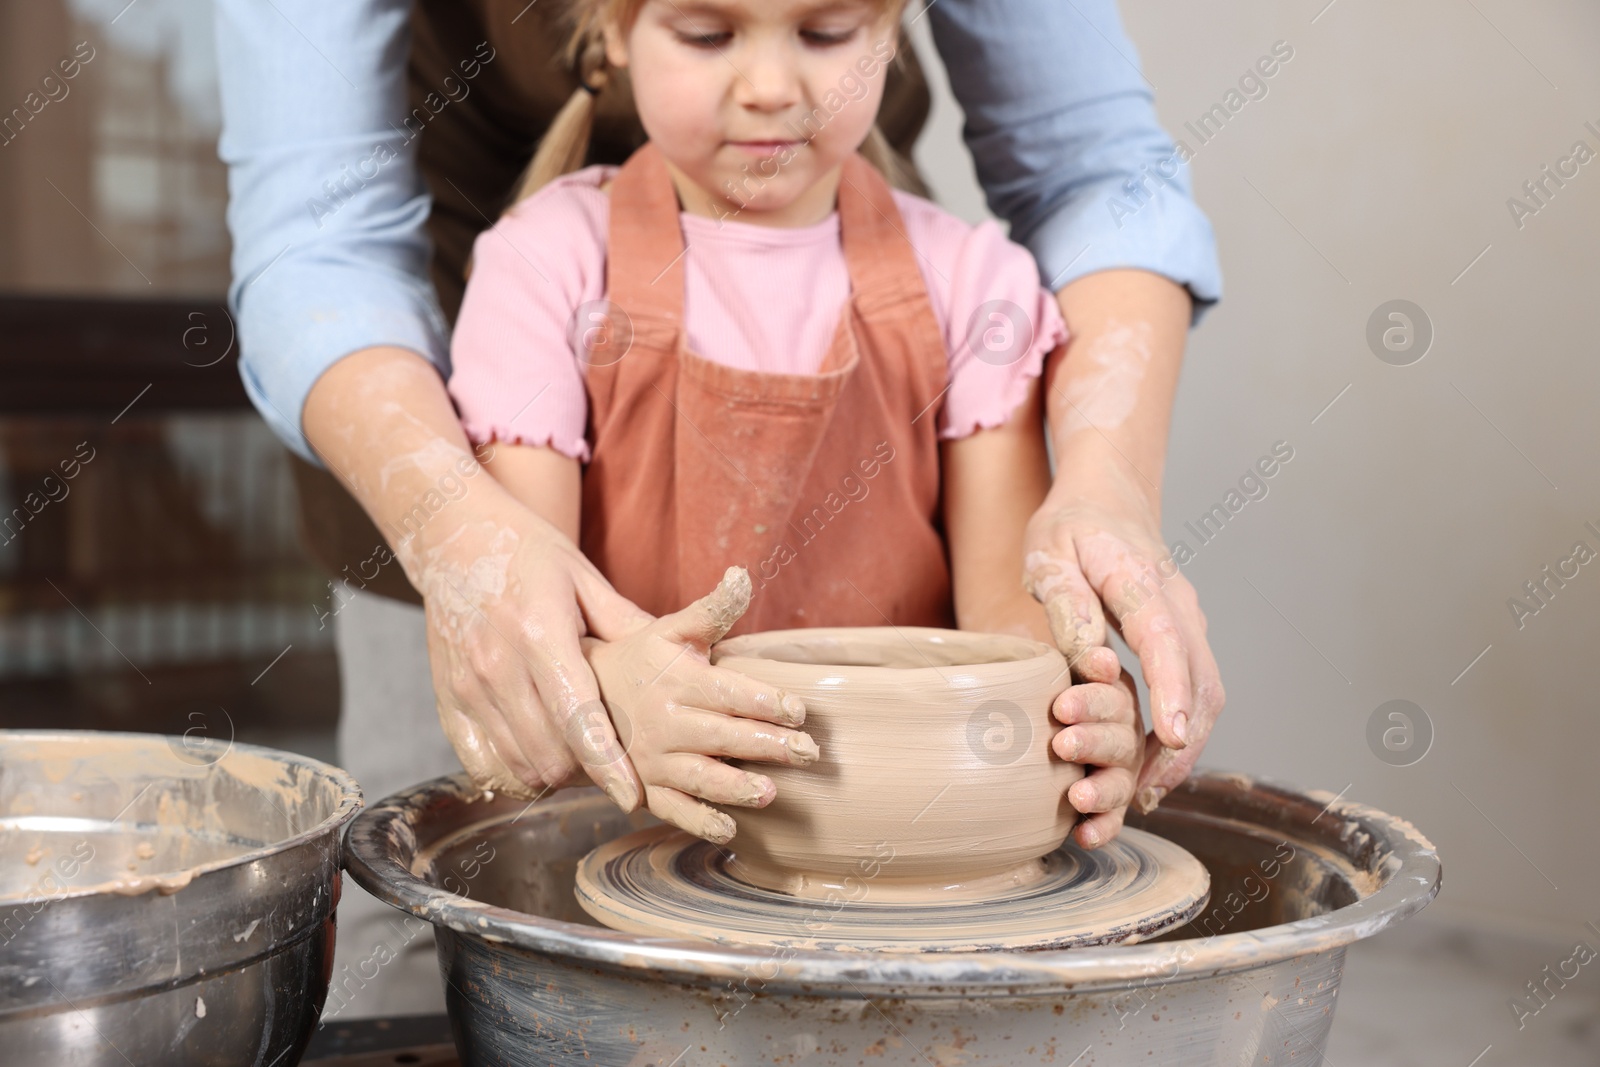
[710,626,1080,901]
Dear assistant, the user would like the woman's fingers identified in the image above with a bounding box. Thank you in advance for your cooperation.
[427,621,550,788]
[665,710,819,765]
[434,703,541,800]
[570,557,657,641]
[1104,579,1192,751]
[1024,546,1108,674]
[1134,586,1225,810]
[525,625,643,813]
[643,785,738,845]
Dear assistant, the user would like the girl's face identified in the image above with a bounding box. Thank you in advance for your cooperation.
[605,0,900,226]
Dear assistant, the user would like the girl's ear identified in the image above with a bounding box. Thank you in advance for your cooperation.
[602,19,629,69]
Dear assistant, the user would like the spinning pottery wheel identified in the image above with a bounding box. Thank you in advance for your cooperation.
[347,768,1441,1065]
[576,627,1211,952]
[576,823,1209,952]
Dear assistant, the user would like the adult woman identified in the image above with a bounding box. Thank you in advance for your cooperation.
[217,0,1224,1017]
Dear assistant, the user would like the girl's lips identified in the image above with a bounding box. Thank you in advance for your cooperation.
[728,140,801,154]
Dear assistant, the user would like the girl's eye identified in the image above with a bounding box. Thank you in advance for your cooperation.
[801,28,858,47]
[678,30,732,48]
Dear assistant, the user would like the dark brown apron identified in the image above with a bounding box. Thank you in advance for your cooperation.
[289,0,933,605]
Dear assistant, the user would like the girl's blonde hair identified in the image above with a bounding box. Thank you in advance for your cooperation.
[505,0,919,212]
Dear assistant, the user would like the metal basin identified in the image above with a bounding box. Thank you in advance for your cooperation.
[0,730,362,1067]
[346,771,1439,1066]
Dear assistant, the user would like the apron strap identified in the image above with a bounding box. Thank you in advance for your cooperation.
[604,141,686,350]
[836,153,950,408]
[603,141,948,414]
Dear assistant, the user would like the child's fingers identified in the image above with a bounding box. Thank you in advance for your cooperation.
[655,753,777,809]
[644,785,738,845]
[664,710,820,765]
[1068,766,1136,821]
[1052,680,1138,727]
[1071,807,1128,850]
[655,565,753,649]
[1054,723,1140,770]
[1070,645,1123,685]
[687,664,808,728]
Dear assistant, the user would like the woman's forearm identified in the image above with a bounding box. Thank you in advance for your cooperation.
[301,344,516,584]
[1046,269,1193,520]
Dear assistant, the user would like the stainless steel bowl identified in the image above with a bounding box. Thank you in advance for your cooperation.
[0,730,362,1066]
[346,770,1439,1066]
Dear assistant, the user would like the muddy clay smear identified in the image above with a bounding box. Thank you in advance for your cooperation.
[0,733,357,901]
[574,822,1210,952]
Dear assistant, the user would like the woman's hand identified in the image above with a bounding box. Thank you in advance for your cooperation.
[1023,480,1225,815]
[299,346,658,809]
[411,493,658,810]
[583,567,819,845]
[1034,269,1221,815]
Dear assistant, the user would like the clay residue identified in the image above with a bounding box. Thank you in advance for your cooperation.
[106,869,198,897]
[700,566,754,643]
[0,733,358,902]
[576,824,1209,952]
[1306,790,1439,855]
[1055,319,1153,435]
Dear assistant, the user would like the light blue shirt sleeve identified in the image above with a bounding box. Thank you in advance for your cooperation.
[215,0,449,465]
[927,0,1222,319]
[216,0,1218,463]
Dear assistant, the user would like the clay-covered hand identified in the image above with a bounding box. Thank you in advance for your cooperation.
[411,497,656,810]
[1024,488,1225,816]
[582,567,819,845]
[1052,647,1144,849]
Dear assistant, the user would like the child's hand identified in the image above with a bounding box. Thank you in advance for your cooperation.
[582,567,819,845]
[1053,645,1145,850]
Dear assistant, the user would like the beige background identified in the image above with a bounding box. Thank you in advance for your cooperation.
[912,0,1600,936]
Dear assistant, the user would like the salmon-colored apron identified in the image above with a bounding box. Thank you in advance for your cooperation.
[580,142,954,635]
[288,1,934,606]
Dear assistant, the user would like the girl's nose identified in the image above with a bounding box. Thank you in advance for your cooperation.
[732,40,803,112]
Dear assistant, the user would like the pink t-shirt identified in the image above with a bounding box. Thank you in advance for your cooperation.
[448,164,1066,462]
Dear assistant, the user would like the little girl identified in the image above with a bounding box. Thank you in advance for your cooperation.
[446,0,1140,843]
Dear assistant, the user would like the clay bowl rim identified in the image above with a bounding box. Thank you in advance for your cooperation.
[710,626,1068,686]
[342,771,1442,996]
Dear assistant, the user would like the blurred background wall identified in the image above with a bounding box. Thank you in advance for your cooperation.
[913,0,1600,939]
[0,0,337,758]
